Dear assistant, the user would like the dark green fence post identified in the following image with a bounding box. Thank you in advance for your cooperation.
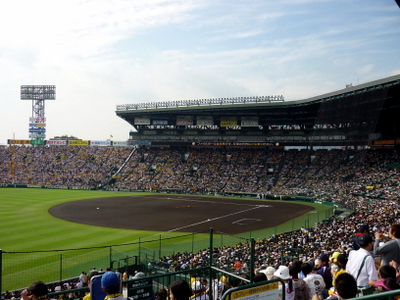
[192,232,195,254]
[60,254,63,287]
[209,228,214,300]
[110,247,113,269]
[159,234,162,260]
[0,249,3,293]
[139,237,141,265]
[250,238,255,283]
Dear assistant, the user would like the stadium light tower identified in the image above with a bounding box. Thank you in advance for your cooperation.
[20,85,56,145]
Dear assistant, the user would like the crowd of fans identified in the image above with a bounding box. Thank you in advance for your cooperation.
[1,145,400,299]
[2,146,399,202]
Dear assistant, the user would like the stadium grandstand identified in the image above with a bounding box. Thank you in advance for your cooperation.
[1,73,400,299]
[116,73,400,148]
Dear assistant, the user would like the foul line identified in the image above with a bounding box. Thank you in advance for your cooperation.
[168,205,268,232]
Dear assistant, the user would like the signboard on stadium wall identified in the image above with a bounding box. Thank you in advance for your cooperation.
[224,282,279,300]
[220,117,237,127]
[134,117,150,125]
[30,117,46,123]
[8,139,31,145]
[127,278,154,300]
[153,119,168,125]
[241,117,259,127]
[31,140,45,145]
[113,141,129,146]
[177,116,193,125]
[68,140,89,146]
[90,140,112,146]
[197,116,213,126]
[47,140,67,146]
[133,141,151,146]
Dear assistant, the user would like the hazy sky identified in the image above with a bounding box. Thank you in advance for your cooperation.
[1,0,399,144]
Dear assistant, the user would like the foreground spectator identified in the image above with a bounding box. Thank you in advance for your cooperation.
[323,273,357,300]
[289,266,309,300]
[273,265,295,300]
[346,234,378,288]
[374,224,400,266]
[301,263,325,300]
[101,271,126,300]
[21,281,50,300]
[169,280,192,300]
[315,254,332,295]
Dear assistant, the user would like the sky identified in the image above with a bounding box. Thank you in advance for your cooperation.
[1,0,399,144]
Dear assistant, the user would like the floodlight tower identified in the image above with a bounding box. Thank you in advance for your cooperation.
[20,85,56,145]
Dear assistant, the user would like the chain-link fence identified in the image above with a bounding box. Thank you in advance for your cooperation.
[1,230,250,293]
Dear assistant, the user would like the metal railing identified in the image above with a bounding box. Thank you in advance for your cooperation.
[116,96,284,111]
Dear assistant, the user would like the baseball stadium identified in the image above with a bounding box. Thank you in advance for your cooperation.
[1,73,400,298]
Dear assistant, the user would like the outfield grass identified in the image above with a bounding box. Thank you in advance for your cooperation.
[0,188,331,291]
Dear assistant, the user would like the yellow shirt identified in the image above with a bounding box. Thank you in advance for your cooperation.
[83,294,90,300]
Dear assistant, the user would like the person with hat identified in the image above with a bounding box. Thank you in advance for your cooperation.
[346,234,378,288]
[101,271,126,300]
[328,253,348,296]
[314,254,332,294]
[260,266,276,280]
[273,265,295,300]
[352,225,370,251]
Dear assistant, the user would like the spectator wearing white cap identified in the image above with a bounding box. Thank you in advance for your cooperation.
[260,266,276,280]
[273,266,295,300]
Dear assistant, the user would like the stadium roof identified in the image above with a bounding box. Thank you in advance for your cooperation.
[116,73,400,147]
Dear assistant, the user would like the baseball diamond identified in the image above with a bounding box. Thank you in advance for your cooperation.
[49,195,313,235]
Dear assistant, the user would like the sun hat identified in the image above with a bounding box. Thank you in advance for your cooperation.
[273,265,291,280]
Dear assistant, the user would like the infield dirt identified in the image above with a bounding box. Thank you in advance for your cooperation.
[49,194,313,235]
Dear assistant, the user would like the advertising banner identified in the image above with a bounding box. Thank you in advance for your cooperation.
[220,117,237,127]
[90,140,112,146]
[133,141,151,146]
[8,139,31,145]
[241,117,259,127]
[197,116,214,126]
[112,141,129,146]
[30,133,46,139]
[29,117,46,123]
[68,140,89,146]
[177,116,193,125]
[134,118,151,125]
[46,140,67,146]
[153,119,168,125]
[230,282,279,300]
[29,127,46,133]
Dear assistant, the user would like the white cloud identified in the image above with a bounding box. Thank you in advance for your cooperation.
[0,0,399,144]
